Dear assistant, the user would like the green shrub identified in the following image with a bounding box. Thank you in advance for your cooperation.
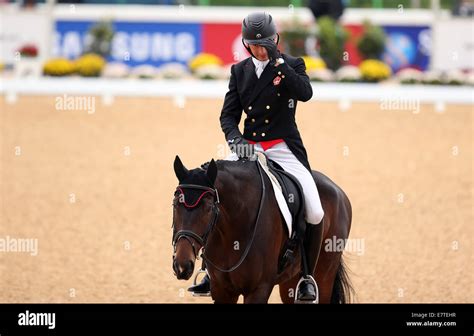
[84,21,115,58]
[317,16,348,70]
[357,21,386,60]
[280,17,315,57]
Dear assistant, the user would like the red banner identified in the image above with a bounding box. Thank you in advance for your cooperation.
[202,22,367,67]
[202,23,249,65]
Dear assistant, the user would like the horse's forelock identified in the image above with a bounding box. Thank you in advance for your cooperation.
[177,168,214,207]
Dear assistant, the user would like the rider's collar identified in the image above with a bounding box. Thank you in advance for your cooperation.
[252,57,269,69]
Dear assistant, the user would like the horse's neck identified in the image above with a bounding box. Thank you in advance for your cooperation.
[212,167,260,242]
[204,162,270,271]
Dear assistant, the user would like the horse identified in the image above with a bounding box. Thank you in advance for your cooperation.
[171,155,352,304]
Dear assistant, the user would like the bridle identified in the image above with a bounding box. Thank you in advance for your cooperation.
[172,184,220,260]
[172,161,265,273]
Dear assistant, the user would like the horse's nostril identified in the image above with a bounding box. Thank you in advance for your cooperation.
[184,260,194,275]
[172,259,180,276]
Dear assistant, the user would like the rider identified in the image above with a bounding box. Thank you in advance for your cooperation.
[188,12,325,303]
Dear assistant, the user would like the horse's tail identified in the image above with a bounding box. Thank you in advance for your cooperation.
[330,256,353,304]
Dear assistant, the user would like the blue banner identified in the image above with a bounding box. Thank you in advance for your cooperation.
[55,21,202,67]
[382,25,431,72]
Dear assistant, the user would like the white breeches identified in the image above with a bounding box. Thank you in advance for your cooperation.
[225,141,324,225]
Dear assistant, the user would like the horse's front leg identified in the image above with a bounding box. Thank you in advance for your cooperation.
[211,282,239,304]
[243,284,274,304]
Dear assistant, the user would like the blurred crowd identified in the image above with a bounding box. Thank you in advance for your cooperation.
[6,0,474,17]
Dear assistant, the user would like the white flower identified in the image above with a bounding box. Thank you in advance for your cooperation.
[102,62,129,78]
[131,65,158,79]
[194,64,225,80]
[157,63,190,79]
[396,68,423,83]
[335,65,361,82]
[445,69,466,85]
[465,72,474,86]
[308,68,334,82]
[422,70,444,84]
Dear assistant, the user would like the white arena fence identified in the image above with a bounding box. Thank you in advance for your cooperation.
[1,78,473,106]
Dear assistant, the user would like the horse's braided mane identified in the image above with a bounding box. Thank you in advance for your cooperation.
[200,158,255,171]
[200,161,215,171]
[200,159,229,171]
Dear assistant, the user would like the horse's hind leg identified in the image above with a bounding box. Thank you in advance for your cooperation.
[279,251,342,304]
[314,250,343,303]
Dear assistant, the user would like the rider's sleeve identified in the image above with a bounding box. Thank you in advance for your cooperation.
[220,65,244,142]
[274,57,313,102]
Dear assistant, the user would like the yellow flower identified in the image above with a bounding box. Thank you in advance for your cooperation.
[43,58,76,76]
[302,56,326,71]
[75,53,106,77]
[359,59,391,82]
[188,53,223,72]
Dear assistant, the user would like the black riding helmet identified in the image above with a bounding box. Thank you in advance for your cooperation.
[242,12,279,56]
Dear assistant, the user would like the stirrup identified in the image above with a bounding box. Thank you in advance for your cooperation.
[294,275,319,304]
[191,269,211,297]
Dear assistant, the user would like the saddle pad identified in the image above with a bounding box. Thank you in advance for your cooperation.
[256,152,293,236]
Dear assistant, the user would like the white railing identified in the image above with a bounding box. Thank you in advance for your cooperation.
[1,78,472,105]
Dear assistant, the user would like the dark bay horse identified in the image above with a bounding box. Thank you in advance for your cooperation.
[172,155,352,303]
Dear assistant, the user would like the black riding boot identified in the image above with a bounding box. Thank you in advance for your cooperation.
[296,220,324,302]
[187,273,211,295]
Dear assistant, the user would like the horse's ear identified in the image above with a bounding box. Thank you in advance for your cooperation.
[174,155,188,182]
[206,159,218,186]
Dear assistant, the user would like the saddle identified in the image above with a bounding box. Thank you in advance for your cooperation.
[265,159,306,274]
[201,156,307,274]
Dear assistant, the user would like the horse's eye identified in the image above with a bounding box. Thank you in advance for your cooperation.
[202,200,212,210]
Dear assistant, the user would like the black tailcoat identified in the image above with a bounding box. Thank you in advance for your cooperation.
[220,54,313,171]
